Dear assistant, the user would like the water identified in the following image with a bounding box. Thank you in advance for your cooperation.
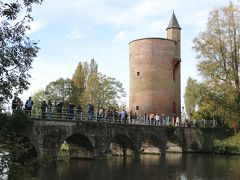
[35,154,240,180]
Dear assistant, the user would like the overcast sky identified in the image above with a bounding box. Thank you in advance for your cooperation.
[19,0,238,107]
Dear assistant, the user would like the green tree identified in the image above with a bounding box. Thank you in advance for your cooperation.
[45,78,72,105]
[185,77,227,121]
[0,0,43,100]
[71,59,126,112]
[32,89,46,116]
[97,74,126,108]
[32,59,126,114]
[71,62,85,104]
[0,110,38,180]
[82,72,126,111]
[184,77,200,120]
[193,2,240,122]
[0,0,43,179]
[82,71,99,110]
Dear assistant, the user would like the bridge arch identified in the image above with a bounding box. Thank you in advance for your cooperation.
[166,134,182,152]
[64,133,94,159]
[140,134,162,154]
[109,133,135,156]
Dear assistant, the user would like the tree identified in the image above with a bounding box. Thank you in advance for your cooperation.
[32,59,126,113]
[71,62,86,105]
[193,2,240,122]
[82,72,126,111]
[45,78,72,105]
[0,110,38,180]
[0,0,43,100]
[184,77,200,120]
[82,71,99,109]
[97,74,126,108]
[32,89,46,116]
[88,58,98,74]
[0,1,43,179]
[80,59,126,111]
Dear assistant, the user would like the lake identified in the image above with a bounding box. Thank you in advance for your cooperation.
[34,153,240,180]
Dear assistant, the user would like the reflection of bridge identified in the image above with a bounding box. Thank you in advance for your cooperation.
[24,118,205,159]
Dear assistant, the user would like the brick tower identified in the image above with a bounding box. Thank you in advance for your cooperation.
[129,12,181,118]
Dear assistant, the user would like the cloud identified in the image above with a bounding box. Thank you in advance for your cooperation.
[105,0,178,29]
[66,28,83,40]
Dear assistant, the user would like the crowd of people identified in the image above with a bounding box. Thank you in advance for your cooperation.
[11,96,34,116]
[39,100,184,127]
[0,95,228,129]
[7,96,199,127]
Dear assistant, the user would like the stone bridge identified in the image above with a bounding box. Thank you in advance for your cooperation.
[24,119,207,159]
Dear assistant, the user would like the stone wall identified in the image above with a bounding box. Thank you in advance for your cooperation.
[24,120,234,159]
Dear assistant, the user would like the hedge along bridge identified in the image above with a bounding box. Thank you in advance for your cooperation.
[24,118,215,159]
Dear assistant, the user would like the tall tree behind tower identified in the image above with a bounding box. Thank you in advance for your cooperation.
[71,62,85,104]
[82,59,99,110]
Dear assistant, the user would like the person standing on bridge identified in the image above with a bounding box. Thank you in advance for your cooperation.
[12,96,22,113]
[175,116,180,127]
[67,103,74,120]
[155,114,160,126]
[0,96,3,113]
[134,112,138,124]
[41,100,47,119]
[150,113,155,125]
[88,103,94,121]
[120,109,126,123]
[25,97,34,117]
[56,102,63,119]
[76,104,82,120]
[47,100,52,119]
[98,107,103,121]
[129,110,133,124]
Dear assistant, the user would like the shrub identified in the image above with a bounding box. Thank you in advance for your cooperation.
[212,139,239,154]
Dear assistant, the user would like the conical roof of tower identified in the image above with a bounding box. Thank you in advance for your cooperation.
[166,12,181,30]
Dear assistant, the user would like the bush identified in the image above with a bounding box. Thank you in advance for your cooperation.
[212,139,239,154]
[0,110,36,179]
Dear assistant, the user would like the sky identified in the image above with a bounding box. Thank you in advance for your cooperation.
[19,0,238,107]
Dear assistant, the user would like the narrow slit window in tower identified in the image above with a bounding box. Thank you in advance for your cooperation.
[136,106,139,110]
[173,69,175,81]
[172,101,176,113]
[137,72,140,77]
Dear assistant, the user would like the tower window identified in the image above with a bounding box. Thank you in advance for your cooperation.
[137,72,140,76]
[172,101,176,113]
[173,69,175,81]
[136,106,139,110]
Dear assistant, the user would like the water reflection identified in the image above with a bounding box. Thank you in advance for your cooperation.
[36,154,240,180]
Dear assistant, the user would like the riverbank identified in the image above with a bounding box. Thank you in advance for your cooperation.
[172,127,240,155]
[212,132,240,155]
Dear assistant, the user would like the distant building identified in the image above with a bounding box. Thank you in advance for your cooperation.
[129,12,181,118]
